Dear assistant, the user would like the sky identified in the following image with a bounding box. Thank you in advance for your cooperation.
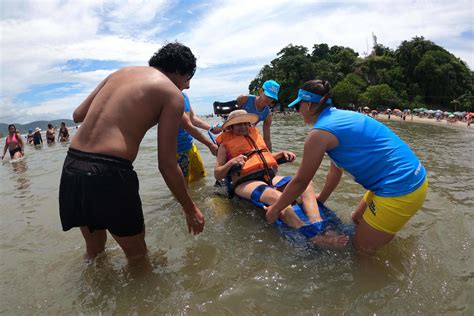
[1,0,473,124]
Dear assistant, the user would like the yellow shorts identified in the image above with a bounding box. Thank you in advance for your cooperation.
[362,178,428,234]
[177,143,206,183]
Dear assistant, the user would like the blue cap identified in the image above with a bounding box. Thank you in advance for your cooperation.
[28,128,33,133]
[288,89,332,108]
[262,80,280,101]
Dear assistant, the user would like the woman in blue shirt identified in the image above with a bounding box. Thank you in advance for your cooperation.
[236,80,280,151]
[266,79,428,254]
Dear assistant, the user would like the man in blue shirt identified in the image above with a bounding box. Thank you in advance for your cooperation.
[177,82,218,182]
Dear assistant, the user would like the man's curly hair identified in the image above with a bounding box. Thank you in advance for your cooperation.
[149,42,196,78]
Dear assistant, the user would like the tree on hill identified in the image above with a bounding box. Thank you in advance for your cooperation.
[249,36,473,111]
[359,84,400,109]
[332,73,367,108]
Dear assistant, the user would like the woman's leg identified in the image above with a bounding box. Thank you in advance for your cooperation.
[353,218,394,254]
[352,197,368,225]
[234,180,304,229]
[299,180,321,222]
[12,149,23,159]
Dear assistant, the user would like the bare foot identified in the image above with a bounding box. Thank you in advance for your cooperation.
[311,231,349,249]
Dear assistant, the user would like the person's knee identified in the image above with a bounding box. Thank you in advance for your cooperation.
[263,188,281,204]
[279,207,295,222]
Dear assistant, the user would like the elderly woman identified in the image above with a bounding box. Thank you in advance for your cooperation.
[265,79,428,254]
[214,110,349,249]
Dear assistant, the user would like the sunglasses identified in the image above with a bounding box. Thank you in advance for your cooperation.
[187,68,196,80]
[294,102,301,112]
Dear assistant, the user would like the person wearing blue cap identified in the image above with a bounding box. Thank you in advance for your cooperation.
[265,79,428,254]
[236,79,280,151]
[26,128,34,145]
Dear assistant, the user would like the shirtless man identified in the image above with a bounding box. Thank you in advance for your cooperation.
[59,42,205,262]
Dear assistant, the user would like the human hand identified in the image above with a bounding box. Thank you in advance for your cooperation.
[209,144,218,156]
[184,205,205,235]
[263,205,279,224]
[231,154,247,167]
[211,125,222,134]
[282,151,296,162]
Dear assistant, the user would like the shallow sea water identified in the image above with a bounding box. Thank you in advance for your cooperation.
[0,116,473,314]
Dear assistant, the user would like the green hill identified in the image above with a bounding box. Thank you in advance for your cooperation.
[0,119,76,138]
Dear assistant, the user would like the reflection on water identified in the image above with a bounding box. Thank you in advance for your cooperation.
[0,119,473,314]
[10,160,30,192]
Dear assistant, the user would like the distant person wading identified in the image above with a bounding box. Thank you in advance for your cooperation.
[1,124,25,160]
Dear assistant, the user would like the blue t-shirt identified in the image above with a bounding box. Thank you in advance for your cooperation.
[177,93,194,153]
[241,95,270,124]
[313,107,426,197]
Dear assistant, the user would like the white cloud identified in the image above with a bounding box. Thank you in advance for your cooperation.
[1,0,472,123]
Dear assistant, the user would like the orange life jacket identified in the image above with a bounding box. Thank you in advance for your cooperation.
[216,126,277,176]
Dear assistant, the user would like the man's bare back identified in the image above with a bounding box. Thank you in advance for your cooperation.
[59,43,204,263]
[71,66,185,161]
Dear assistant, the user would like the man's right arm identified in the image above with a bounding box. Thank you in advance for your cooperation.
[158,93,204,235]
[181,113,218,156]
[73,75,109,123]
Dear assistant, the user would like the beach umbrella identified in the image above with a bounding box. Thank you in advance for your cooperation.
[443,111,449,115]
[435,109,442,113]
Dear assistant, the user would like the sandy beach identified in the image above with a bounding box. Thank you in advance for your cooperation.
[375,114,473,133]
